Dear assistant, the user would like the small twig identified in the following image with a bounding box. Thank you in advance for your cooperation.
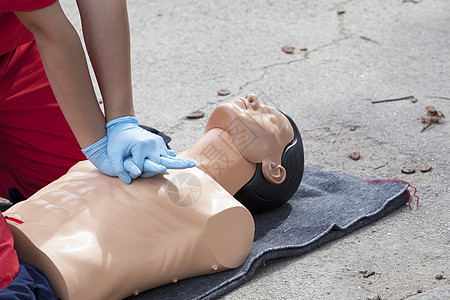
[373,165,385,170]
[421,119,433,132]
[360,36,380,45]
[370,95,416,104]
[426,96,450,101]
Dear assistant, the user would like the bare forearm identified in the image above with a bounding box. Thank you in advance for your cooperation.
[35,26,106,148]
[15,3,106,148]
[77,0,135,122]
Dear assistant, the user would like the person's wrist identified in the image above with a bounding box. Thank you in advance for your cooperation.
[81,135,108,158]
[106,116,139,133]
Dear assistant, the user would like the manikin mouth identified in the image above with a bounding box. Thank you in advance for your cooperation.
[237,98,248,109]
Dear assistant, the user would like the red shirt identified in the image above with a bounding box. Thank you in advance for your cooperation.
[0,0,58,55]
[0,214,18,290]
[0,1,59,289]
[0,0,86,200]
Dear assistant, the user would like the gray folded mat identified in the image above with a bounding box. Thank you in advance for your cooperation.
[129,166,413,300]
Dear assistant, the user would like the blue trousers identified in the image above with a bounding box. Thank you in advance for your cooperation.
[0,260,57,300]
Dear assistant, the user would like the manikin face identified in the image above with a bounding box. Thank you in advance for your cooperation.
[205,94,294,166]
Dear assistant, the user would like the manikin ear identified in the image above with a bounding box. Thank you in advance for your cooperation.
[261,159,286,184]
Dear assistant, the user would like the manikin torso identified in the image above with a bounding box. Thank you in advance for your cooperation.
[5,161,254,300]
[5,94,296,300]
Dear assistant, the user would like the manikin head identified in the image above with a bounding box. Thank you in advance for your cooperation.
[205,94,304,213]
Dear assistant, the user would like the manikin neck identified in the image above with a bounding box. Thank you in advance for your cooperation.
[177,128,256,195]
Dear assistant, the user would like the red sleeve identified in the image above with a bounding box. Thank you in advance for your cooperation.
[0,13,33,55]
[0,0,58,55]
[0,0,58,12]
[0,214,19,290]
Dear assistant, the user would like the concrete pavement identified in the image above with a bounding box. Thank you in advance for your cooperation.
[9,0,450,299]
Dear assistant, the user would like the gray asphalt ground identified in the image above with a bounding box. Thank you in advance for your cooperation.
[2,0,449,299]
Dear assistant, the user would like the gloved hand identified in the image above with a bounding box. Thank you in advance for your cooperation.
[106,116,196,183]
[82,135,142,181]
[139,152,198,178]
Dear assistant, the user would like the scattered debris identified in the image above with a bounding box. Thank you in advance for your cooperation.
[217,89,230,96]
[419,105,445,132]
[370,95,416,104]
[426,96,450,101]
[401,168,415,174]
[349,152,361,161]
[281,45,295,54]
[367,294,381,300]
[337,10,346,15]
[417,289,424,293]
[426,106,438,114]
[374,165,385,170]
[300,48,308,51]
[363,270,376,278]
[420,165,432,173]
[360,36,381,45]
[435,274,445,280]
[186,110,205,119]
[349,127,357,131]
[359,270,368,274]
[403,0,423,3]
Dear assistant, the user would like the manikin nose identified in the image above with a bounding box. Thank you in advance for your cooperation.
[245,94,260,110]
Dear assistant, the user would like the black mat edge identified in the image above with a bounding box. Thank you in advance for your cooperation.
[199,185,410,300]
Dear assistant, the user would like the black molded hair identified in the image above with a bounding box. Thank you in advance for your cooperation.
[233,112,304,214]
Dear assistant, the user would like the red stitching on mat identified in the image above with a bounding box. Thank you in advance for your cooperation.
[305,167,420,209]
[364,179,419,210]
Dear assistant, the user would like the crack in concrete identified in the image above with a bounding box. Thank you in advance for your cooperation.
[329,0,355,12]
[167,3,355,136]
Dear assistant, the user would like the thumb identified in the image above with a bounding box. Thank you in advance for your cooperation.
[124,157,142,180]
[110,153,132,184]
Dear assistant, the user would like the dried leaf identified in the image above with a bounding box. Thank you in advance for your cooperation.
[419,106,445,132]
[186,110,205,119]
[281,45,294,54]
[425,105,437,115]
[217,89,230,96]
[420,165,432,173]
[401,168,415,174]
[431,115,444,123]
[348,152,361,160]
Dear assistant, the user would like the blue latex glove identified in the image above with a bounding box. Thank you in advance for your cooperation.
[82,136,142,180]
[139,152,199,178]
[106,116,196,183]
